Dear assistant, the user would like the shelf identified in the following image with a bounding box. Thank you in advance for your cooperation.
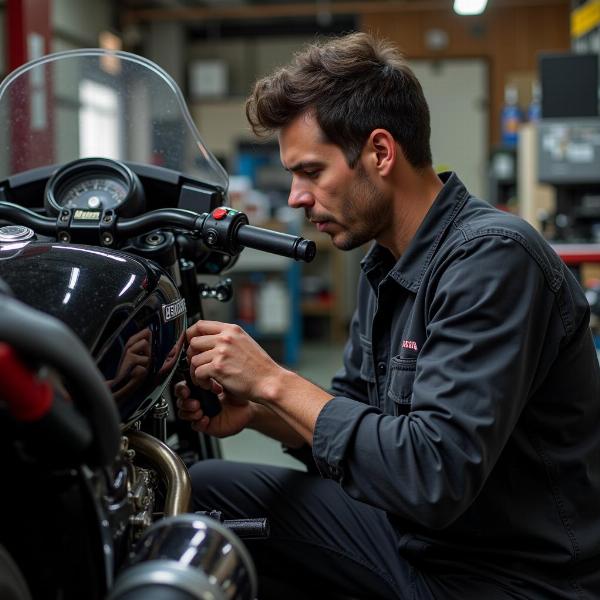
[302,228,334,251]
[299,227,349,342]
[551,243,600,265]
[221,221,303,365]
[231,247,291,272]
[301,300,335,316]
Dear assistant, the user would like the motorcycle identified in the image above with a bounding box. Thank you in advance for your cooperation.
[0,48,316,600]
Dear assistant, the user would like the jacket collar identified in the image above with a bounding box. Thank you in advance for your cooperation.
[360,172,470,293]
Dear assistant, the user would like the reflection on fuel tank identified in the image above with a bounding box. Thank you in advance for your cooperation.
[159,332,184,376]
[97,297,185,427]
[107,327,152,401]
[98,322,185,427]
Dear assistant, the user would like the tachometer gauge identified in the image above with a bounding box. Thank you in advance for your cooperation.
[60,176,129,209]
[45,158,145,217]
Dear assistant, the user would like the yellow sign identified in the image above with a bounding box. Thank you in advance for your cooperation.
[571,0,600,39]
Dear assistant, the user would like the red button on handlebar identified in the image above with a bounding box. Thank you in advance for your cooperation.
[212,208,228,220]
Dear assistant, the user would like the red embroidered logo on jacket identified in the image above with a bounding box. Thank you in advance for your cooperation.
[402,340,418,351]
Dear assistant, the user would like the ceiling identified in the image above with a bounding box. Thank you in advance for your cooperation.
[115,0,554,40]
[118,0,432,22]
[116,0,398,39]
[118,0,409,8]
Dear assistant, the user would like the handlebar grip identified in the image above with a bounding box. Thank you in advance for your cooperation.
[236,224,316,262]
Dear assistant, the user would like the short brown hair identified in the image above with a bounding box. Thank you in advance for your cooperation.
[245,32,432,169]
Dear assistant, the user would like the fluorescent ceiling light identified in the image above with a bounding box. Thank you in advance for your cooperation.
[453,0,488,15]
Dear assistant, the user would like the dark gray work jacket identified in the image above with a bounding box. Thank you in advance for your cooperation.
[312,172,600,596]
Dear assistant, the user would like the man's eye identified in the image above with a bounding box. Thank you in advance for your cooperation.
[304,171,320,179]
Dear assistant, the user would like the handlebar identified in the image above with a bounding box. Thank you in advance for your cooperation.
[0,203,316,263]
[237,224,316,262]
[0,202,58,236]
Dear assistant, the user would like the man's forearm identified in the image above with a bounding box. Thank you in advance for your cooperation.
[247,403,306,448]
[258,369,334,446]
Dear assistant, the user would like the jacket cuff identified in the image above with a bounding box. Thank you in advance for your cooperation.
[312,396,379,481]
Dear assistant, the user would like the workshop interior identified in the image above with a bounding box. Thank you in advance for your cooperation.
[0,0,599,599]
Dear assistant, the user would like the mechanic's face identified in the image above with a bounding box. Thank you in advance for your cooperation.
[279,112,390,251]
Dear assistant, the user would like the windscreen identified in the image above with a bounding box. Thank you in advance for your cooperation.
[0,48,228,191]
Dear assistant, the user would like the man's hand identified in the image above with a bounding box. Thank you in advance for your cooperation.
[174,379,255,438]
[186,320,284,404]
[183,319,334,446]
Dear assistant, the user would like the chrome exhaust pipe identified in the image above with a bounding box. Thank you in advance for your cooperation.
[126,430,191,515]
[108,514,257,600]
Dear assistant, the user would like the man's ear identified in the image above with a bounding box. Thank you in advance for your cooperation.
[367,129,396,176]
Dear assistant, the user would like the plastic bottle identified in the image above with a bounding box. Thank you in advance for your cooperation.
[501,84,522,148]
[256,279,290,334]
[527,81,542,122]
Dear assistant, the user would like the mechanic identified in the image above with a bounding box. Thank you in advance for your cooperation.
[176,32,600,599]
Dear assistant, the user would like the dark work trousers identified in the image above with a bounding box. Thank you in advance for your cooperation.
[189,460,530,600]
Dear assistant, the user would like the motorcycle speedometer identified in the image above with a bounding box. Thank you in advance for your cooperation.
[44,157,145,217]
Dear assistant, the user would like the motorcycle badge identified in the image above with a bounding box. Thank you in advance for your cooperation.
[162,298,186,323]
[73,210,101,220]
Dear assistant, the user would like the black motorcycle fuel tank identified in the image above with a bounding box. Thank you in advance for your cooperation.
[0,241,186,427]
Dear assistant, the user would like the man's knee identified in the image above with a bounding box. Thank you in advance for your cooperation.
[189,459,240,510]
[189,459,278,516]
[188,459,316,519]
[189,458,232,487]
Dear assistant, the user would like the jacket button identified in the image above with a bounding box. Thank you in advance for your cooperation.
[377,362,387,375]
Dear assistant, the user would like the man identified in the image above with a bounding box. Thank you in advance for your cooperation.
[176,32,600,599]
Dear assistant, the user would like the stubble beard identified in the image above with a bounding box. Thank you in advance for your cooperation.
[332,168,389,251]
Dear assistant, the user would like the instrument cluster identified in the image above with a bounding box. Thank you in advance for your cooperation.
[45,158,145,217]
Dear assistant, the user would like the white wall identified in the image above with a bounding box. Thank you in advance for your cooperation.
[143,22,185,88]
[188,36,312,98]
[192,98,252,161]
[412,59,488,198]
[52,0,113,51]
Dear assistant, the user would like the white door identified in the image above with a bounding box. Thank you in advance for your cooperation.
[411,59,488,198]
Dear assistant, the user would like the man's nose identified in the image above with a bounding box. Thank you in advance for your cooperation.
[288,178,314,210]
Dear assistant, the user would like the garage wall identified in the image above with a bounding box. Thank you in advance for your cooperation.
[361,2,571,146]
[187,36,313,98]
[0,7,5,77]
[182,1,570,156]
[1,0,113,72]
[412,58,488,197]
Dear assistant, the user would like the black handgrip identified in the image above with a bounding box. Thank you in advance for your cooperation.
[177,353,222,418]
[181,368,222,418]
[236,224,316,262]
[196,511,270,540]
[223,518,270,540]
